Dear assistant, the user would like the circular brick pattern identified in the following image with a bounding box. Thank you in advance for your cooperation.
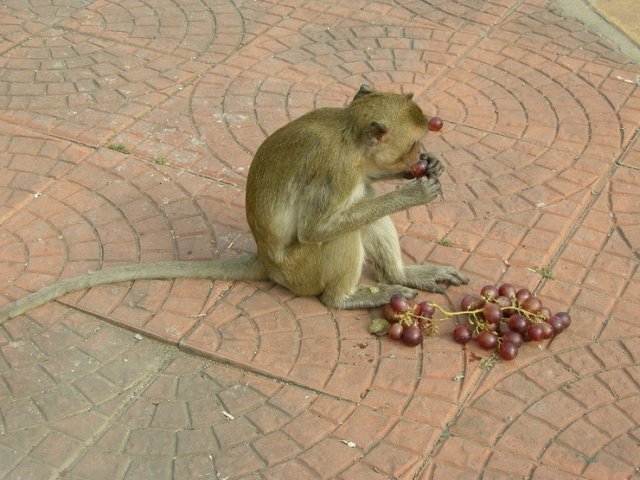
[0,230,27,290]
[60,0,223,55]
[0,30,201,142]
[610,165,640,254]
[429,340,640,478]
[191,26,625,225]
[0,0,246,144]
[0,309,178,479]
[191,23,476,173]
[182,288,471,415]
[0,310,441,479]
[0,148,248,343]
[0,0,639,478]
[393,0,513,34]
[0,0,86,52]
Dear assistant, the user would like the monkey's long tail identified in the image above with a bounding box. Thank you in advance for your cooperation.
[0,255,267,323]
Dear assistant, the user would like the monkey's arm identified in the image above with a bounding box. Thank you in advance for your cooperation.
[366,172,408,182]
[298,177,440,244]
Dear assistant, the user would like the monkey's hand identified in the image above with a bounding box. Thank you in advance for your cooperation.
[401,176,441,206]
[420,152,444,179]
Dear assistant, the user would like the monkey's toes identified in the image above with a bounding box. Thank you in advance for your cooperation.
[436,270,469,287]
[388,286,418,299]
[427,284,447,294]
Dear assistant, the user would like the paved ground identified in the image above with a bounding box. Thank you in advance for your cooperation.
[0,0,639,478]
[588,0,640,45]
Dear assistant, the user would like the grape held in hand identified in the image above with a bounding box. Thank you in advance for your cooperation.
[409,158,429,178]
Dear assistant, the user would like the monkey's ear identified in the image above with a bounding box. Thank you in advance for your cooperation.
[405,92,414,100]
[366,121,388,144]
[353,84,374,101]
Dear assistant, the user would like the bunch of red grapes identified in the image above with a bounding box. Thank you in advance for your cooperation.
[370,283,572,359]
[452,283,571,360]
[370,294,438,347]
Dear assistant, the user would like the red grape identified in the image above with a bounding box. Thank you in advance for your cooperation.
[402,324,423,346]
[428,116,443,131]
[417,301,436,318]
[389,294,409,313]
[485,322,498,332]
[541,322,554,340]
[476,331,499,350]
[481,284,499,300]
[387,323,404,340]
[498,321,511,335]
[547,314,564,333]
[452,324,473,344]
[495,295,511,310]
[498,283,517,298]
[540,307,552,320]
[460,295,483,311]
[522,296,542,314]
[507,314,528,334]
[382,304,400,323]
[555,312,572,330]
[502,331,523,347]
[409,159,429,178]
[498,342,519,360]
[547,312,571,333]
[502,306,518,318]
[483,303,502,325]
[527,323,545,341]
[516,288,531,304]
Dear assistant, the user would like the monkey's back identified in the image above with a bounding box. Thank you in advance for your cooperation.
[245,107,362,262]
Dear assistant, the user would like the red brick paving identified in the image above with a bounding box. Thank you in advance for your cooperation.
[1,0,640,478]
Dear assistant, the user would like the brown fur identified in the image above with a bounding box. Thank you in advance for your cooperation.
[0,85,468,321]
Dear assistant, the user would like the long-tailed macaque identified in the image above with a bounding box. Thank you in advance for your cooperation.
[0,85,468,322]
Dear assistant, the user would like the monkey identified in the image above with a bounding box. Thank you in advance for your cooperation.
[0,85,468,322]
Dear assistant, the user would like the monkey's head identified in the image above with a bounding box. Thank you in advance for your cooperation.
[349,85,428,175]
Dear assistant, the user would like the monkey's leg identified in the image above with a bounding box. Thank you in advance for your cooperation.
[363,217,469,294]
[362,216,405,283]
[317,231,416,309]
[0,254,267,322]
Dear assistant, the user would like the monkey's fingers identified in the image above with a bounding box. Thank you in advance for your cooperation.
[428,284,448,294]
[420,152,445,179]
[425,175,442,192]
[427,161,444,179]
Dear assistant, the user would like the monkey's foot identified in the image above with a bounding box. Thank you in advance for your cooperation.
[321,284,417,310]
[401,264,469,294]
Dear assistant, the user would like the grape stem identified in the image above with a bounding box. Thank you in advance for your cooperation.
[427,299,546,335]
[428,301,544,321]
